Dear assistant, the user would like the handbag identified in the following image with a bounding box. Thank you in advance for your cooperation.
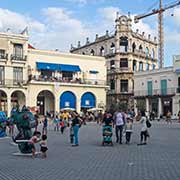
[146,119,151,128]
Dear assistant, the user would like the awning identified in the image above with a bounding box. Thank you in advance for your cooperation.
[36,62,59,71]
[175,69,180,74]
[89,70,99,74]
[36,62,81,72]
[59,64,81,72]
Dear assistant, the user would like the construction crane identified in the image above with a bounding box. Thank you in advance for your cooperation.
[134,0,180,68]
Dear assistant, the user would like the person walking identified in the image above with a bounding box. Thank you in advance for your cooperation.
[42,116,48,135]
[71,112,82,146]
[139,110,148,145]
[53,115,60,132]
[114,109,125,144]
[166,110,172,124]
[124,116,133,144]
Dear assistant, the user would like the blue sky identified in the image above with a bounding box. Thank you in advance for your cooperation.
[0,0,179,66]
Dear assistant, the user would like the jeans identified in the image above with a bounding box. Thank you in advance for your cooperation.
[126,132,132,143]
[140,130,148,143]
[115,125,124,143]
[73,125,79,145]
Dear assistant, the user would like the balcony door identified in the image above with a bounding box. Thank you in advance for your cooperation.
[161,79,167,95]
[147,81,152,96]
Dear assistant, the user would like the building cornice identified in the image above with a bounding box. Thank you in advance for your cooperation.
[28,49,106,62]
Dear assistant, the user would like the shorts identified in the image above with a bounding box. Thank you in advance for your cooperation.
[40,146,48,152]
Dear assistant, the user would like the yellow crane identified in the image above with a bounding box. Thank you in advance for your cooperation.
[134,0,180,68]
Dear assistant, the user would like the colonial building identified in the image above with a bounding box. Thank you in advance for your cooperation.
[0,31,108,116]
[134,67,176,117]
[134,55,180,117]
[70,15,158,110]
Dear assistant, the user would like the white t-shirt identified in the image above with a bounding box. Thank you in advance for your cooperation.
[141,117,147,131]
[115,112,124,126]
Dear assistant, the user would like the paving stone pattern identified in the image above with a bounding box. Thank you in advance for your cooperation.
[1,121,180,180]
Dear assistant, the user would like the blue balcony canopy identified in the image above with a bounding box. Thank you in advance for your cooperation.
[59,64,81,72]
[175,69,180,74]
[89,70,99,74]
[36,62,59,71]
[36,62,81,72]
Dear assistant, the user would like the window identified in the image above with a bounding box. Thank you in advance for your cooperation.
[62,72,73,81]
[100,46,105,56]
[145,47,149,58]
[110,43,115,54]
[133,60,137,71]
[132,42,136,53]
[13,67,23,85]
[120,80,128,92]
[147,81,153,95]
[139,62,143,71]
[146,63,150,70]
[41,70,53,78]
[90,49,95,56]
[110,60,115,70]
[0,66,4,85]
[13,44,23,58]
[120,37,128,52]
[161,79,167,95]
[139,45,143,52]
[120,58,128,68]
[110,80,115,90]
[0,49,5,59]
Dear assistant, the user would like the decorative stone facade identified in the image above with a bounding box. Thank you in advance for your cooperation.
[70,15,158,110]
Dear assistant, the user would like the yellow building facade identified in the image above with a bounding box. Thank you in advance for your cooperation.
[0,31,108,116]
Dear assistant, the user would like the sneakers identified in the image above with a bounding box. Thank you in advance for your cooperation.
[72,144,79,147]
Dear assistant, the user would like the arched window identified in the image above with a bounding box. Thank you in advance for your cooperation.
[100,46,105,56]
[146,63,150,70]
[110,43,115,54]
[145,47,149,58]
[139,45,143,52]
[152,49,155,59]
[133,60,137,71]
[139,62,143,71]
[132,42,136,53]
[90,49,95,56]
[120,37,128,52]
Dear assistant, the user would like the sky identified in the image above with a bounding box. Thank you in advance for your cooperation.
[0,0,180,66]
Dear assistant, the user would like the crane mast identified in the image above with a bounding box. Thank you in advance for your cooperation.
[134,0,180,69]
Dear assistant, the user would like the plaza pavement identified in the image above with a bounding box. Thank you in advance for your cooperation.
[1,121,180,180]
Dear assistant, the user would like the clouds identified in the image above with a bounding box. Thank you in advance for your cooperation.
[0,8,45,33]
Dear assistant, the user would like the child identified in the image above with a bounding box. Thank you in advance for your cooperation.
[40,134,48,158]
[60,120,65,134]
[28,131,41,158]
[124,117,133,144]
[70,124,74,144]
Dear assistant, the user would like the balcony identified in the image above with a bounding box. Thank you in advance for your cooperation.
[0,79,27,87]
[134,88,176,97]
[131,50,157,61]
[0,54,8,61]
[107,67,133,74]
[11,54,27,62]
[29,75,107,86]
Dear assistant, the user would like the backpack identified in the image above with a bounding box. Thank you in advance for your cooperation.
[146,119,151,128]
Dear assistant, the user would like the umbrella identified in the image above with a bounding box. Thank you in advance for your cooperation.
[60,107,75,111]
[87,107,103,112]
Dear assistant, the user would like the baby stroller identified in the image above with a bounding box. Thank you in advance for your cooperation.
[102,125,113,146]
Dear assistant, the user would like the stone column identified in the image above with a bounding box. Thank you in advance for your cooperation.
[76,97,81,113]
[146,98,150,115]
[158,98,162,117]
[134,99,138,115]
[7,94,11,117]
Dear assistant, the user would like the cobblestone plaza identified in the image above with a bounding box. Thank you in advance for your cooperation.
[1,122,180,180]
